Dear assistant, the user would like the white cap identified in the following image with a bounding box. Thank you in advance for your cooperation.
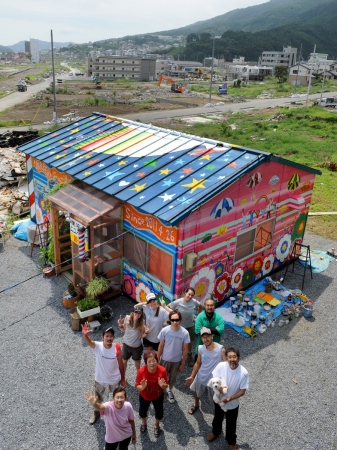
[146,293,156,303]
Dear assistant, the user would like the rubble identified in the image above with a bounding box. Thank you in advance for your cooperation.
[0,145,30,217]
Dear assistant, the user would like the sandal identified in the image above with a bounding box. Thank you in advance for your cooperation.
[188,405,199,415]
[140,424,147,433]
[154,427,161,437]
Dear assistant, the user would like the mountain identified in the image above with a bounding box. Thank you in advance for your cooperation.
[152,0,336,37]
[0,44,13,53]
[7,40,75,53]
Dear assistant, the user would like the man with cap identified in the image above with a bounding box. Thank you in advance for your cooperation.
[185,327,226,415]
[81,323,125,425]
[135,293,169,351]
[162,287,202,367]
[194,298,224,354]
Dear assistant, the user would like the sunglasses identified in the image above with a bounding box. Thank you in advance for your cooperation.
[170,318,180,322]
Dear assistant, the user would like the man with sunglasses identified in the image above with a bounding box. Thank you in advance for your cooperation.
[82,324,126,425]
[157,310,190,404]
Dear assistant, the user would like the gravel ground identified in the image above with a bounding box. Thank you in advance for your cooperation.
[1,233,337,450]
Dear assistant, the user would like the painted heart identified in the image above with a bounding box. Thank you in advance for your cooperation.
[119,181,130,186]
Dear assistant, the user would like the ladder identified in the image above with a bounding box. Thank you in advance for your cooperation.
[283,242,313,290]
[30,222,49,258]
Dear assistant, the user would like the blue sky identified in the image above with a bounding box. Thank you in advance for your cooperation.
[2,0,267,45]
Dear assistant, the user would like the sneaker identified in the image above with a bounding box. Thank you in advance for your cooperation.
[89,410,100,425]
[167,389,175,403]
[207,432,218,442]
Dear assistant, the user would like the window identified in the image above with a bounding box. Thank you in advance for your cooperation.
[124,233,173,288]
[234,218,275,263]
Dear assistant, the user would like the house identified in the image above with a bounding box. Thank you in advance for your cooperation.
[289,63,315,87]
[17,113,320,305]
[261,46,297,70]
[86,56,156,81]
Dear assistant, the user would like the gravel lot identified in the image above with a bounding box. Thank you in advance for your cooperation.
[1,233,336,450]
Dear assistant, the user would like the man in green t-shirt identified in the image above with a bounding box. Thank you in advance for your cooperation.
[194,298,224,353]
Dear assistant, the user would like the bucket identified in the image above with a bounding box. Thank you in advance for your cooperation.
[302,306,314,318]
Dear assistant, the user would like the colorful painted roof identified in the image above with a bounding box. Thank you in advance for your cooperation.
[17,112,317,225]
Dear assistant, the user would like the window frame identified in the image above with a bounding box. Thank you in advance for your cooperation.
[234,217,275,264]
[123,232,174,289]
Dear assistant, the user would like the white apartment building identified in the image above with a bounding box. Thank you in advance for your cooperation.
[86,56,156,81]
[260,46,297,69]
[307,53,335,71]
[227,64,273,81]
[30,38,40,63]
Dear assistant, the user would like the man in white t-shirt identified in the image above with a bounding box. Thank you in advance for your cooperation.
[185,327,226,415]
[207,346,249,450]
[157,310,190,404]
[164,287,202,367]
[82,324,125,424]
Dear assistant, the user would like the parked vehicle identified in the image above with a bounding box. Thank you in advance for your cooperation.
[218,82,228,94]
[317,97,337,108]
[17,81,27,92]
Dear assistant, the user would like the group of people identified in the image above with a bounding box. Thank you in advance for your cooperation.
[82,288,249,450]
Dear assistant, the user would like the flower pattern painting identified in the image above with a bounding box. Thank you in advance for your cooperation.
[231,267,244,290]
[190,267,215,304]
[135,282,151,303]
[213,273,231,302]
[276,233,292,262]
[262,254,274,275]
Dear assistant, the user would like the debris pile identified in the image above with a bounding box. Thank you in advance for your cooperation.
[0,130,38,148]
[0,145,30,217]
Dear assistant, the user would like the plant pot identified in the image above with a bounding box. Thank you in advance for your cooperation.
[76,306,101,319]
[70,308,81,331]
[62,291,81,309]
[43,266,55,277]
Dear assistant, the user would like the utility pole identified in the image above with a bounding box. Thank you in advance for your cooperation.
[208,36,221,104]
[294,43,302,95]
[307,44,316,101]
[320,71,326,103]
[51,30,58,122]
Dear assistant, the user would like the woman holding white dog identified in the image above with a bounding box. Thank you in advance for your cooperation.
[185,327,226,415]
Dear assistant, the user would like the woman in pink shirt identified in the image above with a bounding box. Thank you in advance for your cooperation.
[85,387,136,450]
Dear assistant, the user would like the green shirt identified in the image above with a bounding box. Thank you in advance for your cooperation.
[194,310,225,352]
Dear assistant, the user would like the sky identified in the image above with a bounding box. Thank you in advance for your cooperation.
[2,0,268,45]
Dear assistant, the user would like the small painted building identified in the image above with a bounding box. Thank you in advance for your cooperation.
[17,113,320,305]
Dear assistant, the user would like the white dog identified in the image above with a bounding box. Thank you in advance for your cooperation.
[207,377,228,411]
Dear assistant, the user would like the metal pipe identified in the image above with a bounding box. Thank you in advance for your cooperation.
[51,30,58,122]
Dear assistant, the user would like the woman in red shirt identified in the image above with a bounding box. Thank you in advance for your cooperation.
[136,350,168,437]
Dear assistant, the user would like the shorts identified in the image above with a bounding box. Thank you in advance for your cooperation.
[122,343,143,361]
[193,378,214,403]
[139,393,164,420]
[187,326,196,343]
[94,381,121,403]
[160,359,181,387]
[143,338,159,351]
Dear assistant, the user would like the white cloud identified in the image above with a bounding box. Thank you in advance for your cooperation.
[2,0,267,45]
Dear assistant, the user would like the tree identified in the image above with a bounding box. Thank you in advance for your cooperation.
[274,66,289,83]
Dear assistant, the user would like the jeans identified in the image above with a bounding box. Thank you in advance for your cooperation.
[211,402,239,446]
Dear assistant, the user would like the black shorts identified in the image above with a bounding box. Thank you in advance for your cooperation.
[143,338,159,351]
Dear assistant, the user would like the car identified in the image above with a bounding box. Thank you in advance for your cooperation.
[68,73,73,76]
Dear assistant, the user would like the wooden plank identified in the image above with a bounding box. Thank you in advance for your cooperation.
[308,212,337,216]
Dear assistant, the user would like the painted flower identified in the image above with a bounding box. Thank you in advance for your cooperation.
[231,267,244,290]
[213,273,231,302]
[135,282,151,303]
[292,212,307,241]
[123,274,135,297]
[217,225,227,236]
[276,233,292,262]
[242,268,254,287]
[262,254,275,275]
[214,262,225,279]
[190,267,215,305]
[226,258,235,274]
[252,256,263,275]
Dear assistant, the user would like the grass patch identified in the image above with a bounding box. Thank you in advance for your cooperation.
[168,104,337,239]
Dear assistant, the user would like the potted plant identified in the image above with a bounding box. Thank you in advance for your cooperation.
[76,297,100,319]
[62,282,81,309]
[86,277,110,299]
[98,305,113,322]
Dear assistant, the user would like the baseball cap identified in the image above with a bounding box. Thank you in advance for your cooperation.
[200,327,212,336]
[146,293,156,303]
[134,305,143,313]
